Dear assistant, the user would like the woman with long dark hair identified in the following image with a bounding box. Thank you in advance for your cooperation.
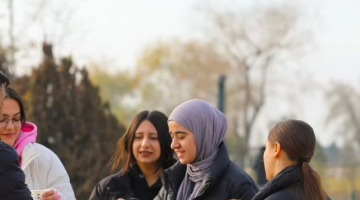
[90,110,176,200]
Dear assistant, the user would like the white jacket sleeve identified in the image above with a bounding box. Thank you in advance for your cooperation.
[23,144,76,200]
[45,149,76,200]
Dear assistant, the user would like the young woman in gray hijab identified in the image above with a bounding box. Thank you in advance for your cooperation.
[154,99,258,200]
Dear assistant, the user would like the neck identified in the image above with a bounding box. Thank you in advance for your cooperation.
[273,160,297,179]
[137,162,163,186]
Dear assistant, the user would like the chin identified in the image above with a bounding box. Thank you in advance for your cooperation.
[179,159,189,165]
[138,159,157,165]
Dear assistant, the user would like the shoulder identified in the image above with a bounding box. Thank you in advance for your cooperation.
[24,143,67,175]
[97,173,123,188]
[265,189,297,200]
[162,161,186,186]
[0,141,17,159]
[221,162,259,199]
[99,171,133,191]
[27,143,57,158]
[90,172,132,200]
[223,162,258,185]
[31,143,61,165]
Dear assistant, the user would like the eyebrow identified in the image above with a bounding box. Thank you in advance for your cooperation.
[2,112,21,117]
[135,132,158,135]
[169,131,187,134]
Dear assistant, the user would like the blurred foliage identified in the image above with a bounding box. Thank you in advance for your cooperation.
[88,62,139,125]
[135,39,231,114]
[11,43,126,199]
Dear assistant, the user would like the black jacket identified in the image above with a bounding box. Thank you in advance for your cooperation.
[154,143,258,200]
[251,165,331,200]
[89,164,162,200]
[0,141,32,200]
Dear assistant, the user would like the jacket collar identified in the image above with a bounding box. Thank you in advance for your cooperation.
[162,142,231,198]
[252,165,302,200]
[161,160,187,197]
[128,163,162,188]
[197,142,231,197]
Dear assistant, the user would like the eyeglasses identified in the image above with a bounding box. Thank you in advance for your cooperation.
[0,118,22,128]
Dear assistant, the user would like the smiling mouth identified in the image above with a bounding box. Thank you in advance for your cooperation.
[176,151,185,157]
[1,133,15,138]
[140,151,153,156]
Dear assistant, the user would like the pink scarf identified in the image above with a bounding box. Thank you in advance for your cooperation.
[13,122,37,166]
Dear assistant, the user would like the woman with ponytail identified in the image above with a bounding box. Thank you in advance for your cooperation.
[252,119,330,200]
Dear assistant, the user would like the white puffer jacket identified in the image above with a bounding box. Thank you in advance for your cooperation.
[22,142,76,200]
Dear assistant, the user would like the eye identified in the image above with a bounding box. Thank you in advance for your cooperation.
[13,118,21,122]
[151,137,159,140]
[0,119,6,123]
[176,133,186,139]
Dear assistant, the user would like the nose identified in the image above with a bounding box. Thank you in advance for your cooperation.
[5,120,15,129]
[140,137,150,147]
[171,138,179,150]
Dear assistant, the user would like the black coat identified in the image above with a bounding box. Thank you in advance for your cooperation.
[251,165,331,200]
[154,143,258,200]
[0,141,32,200]
[89,164,162,200]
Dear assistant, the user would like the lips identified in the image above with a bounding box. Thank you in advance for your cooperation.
[1,133,15,139]
[140,151,153,157]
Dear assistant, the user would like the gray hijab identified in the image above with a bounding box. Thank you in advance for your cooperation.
[168,99,227,200]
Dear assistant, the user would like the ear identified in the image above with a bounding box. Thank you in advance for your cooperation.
[273,142,282,159]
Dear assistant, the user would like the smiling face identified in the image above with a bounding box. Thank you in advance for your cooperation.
[168,121,197,164]
[0,98,22,146]
[132,120,161,166]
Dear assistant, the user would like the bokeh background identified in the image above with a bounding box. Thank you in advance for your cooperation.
[0,0,359,199]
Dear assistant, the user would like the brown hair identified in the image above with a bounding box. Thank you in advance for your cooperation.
[109,110,175,175]
[268,119,327,200]
[5,87,26,125]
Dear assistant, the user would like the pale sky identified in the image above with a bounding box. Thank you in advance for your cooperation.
[1,0,360,147]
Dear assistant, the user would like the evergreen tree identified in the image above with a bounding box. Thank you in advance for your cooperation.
[13,43,125,199]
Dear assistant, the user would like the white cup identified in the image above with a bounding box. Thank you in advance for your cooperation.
[31,190,45,200]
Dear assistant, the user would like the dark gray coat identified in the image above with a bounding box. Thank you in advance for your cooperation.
[0,141,32,200]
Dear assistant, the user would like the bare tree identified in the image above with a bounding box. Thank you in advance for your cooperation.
[326,81,360,147]
[134,39,231,115]
[1,0,85,74]
[7,0,15,73]
[201,2,313,163]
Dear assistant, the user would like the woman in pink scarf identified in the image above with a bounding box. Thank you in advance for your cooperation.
[0,87,75,200]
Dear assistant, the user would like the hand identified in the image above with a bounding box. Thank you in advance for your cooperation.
[40,189,57,200]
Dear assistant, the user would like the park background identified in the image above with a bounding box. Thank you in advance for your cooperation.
[0,0,359,199]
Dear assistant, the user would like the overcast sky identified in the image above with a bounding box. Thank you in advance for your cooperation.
[1,0,360,147]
